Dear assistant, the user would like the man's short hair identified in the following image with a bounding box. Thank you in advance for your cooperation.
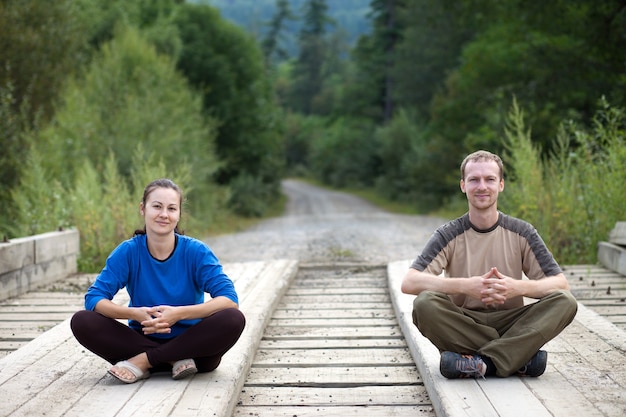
[460,150,504,180]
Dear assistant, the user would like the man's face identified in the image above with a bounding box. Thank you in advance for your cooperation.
[460,159,504,211]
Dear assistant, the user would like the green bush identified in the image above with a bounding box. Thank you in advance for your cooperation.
[501,98,625,264]
[227,174,273,218]
[374,109,444,211]
[309,117,378,188]
[35,25,218,194]
[9,147,71,236]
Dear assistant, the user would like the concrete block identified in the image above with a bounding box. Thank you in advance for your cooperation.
[0,253,78,301]
[34,229,80,264]
[0,238,35,274]
[0,229,79,301]
[597,241,626,276]
[608,221,626,246]
[0,270,24,300]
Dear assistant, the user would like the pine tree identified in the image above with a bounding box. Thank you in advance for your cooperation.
[289,0,334,114]
[262,0,296,63]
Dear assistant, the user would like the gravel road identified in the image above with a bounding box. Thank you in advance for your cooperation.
[205,179,448,265]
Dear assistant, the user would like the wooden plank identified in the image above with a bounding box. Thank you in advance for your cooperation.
[0,297,84,306]
[259,338,407,349]
[292,278,386,288]
[272,308,396,319]
[262,325,403,339]
[253,347,414,366]
[287,287,388,295]
[280,294,391,303]
[6,356,113,417]
[0,329,51,340]
[0,321,57,330]
[276,302,392,310]
[575,298,626,305]
[519,364,607,417]
[0,312,76,321]
[0,305,83,313]
[582,305,626,315]
[237,385,430,406]
[0,341,30,352]
[0,325,83,415]
[477,378,553,417]
[233,405,432,416]
[225,261,268,304]
[268,317,398,326]
[245,366,420,386]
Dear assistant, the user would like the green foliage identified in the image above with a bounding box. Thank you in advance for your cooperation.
[174,3,284,215]
[9,147,71,236]
[227,174,275,218]
[36,26,218,194]
[500,100,546,228]
[0,0,89,123]
[288,0,335,114]
[0,83,31,227]
[262,0,297,62]
[204,0,370,56]
[309,117,378,188]
[373,109,442,210]
[73,0,182,58]
[71,158,112,271]
[501,98,625,264]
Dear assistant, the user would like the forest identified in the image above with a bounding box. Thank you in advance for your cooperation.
[0,0,624,271]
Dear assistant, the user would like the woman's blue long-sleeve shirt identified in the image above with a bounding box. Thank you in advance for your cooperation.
[84,234,238,338]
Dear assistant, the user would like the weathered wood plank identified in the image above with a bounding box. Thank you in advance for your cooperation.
[276,302,392,310]
[0,297,84,306]
[287,287,388,295]
[245,366,420,386]
[0,312,75,321]
[0,305,83,313]
[263,325,403,339]
[253,347,414,366]
[280,294,391,303]
[268,317,398,326]
[259,338,407,349]
[0,321,57,330]
[272,308,395,319]
[237,385,430,406]
[233,405,432,416]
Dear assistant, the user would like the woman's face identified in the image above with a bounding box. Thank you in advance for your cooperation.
[140,187,181,236]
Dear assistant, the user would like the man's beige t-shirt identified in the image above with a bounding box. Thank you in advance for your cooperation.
[410,212,562,310]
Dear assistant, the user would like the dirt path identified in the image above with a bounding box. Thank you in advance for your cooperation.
[205,179,448,265]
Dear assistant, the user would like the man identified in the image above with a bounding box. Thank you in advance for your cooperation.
[401,150,577,378]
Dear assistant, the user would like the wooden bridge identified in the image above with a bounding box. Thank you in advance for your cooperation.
[1,257,625,416]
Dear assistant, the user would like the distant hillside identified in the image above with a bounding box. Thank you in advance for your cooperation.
[197,0,372,55]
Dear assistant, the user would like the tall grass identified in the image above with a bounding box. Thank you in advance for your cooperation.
[501,98,625,264]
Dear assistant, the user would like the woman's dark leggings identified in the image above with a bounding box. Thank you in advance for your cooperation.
[70,308,246,373]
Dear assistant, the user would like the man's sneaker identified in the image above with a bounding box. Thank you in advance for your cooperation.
[517,350,547,377]
[440,351,487,379]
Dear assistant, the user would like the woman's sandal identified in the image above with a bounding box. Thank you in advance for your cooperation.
[108,360,150,384]
[172,358,198,380]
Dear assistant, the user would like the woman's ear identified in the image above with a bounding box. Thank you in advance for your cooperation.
[139,202,144,216]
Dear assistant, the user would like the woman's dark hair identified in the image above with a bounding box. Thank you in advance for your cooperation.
[134,178,185,236]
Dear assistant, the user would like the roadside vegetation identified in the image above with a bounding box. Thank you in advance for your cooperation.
[1,0,624,270]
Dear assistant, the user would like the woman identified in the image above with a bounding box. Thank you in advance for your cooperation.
[71,179,245,383]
